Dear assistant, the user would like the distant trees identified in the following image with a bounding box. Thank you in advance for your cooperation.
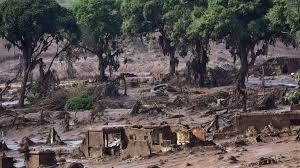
[72,0,123,81]
[0,0,80,107]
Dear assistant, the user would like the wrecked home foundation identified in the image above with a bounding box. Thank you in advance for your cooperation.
[80,125,206,159]
[234,111,300,133]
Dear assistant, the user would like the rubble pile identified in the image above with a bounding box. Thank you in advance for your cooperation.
[190,91,230,110]
[130,100,165,116]
[207,66,238,87]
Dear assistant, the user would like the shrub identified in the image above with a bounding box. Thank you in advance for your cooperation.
[284,90,300,105]
[64,92,93,111]
[293,71,300,83]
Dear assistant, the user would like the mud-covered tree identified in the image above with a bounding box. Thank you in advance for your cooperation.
[195,0,299,111]
[72,0,123,81]
[121,0,180,75]
[0,0,80,107]
[171,0,209,86]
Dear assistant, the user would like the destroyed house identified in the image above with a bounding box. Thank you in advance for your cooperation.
[80,125,205,158]
[234,111,300,133]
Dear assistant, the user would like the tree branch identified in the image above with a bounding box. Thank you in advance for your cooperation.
[4,36,22,50]
[46,43,72,73]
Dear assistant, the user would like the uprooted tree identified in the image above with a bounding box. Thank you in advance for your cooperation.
[192,0,299,111]
[72,0,123,82]
[0,0,80,107]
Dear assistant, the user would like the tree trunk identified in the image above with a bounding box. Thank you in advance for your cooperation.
[195,39,209,87]
[169,53,176,75]
[97,54,106,82]
[237,47,249,112]
[19,43,32,108]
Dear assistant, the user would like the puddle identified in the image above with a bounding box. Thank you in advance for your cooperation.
[246,81,298,88]
[14,158,25,168]
[64,140,83,148]
[5,139,19,151]
[1,100,29,108]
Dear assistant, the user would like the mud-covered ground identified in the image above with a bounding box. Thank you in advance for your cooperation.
[0,40,300,168]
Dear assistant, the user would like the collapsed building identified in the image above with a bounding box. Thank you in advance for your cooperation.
[26,150,57,168]
[80,125,206,159]
[0,154,14,168]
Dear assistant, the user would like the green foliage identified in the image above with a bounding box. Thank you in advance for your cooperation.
[72,0,123,79]
[293,71,300,82]
[0,0,80,47]
[284,90,300,105]
[64,92,93,111]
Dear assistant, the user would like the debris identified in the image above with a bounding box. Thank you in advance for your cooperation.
[186,163,192,166]
[20,137,35,147]
[102,80,120,98]
[261,123,280,137]
[63,112,71,132]
[207,115,231,132]
[234,137,247,147]
[245,126,258,137]
[190,91,230,110]
[171,96,189,108]
[67,162,84,168]
[130,101,165,116]
[46,128,64,145]
[39,89,70,111]
[257,156,278,165]
[0,141,9,152]
[192,129,206,141]
[223,155,238,164]
[151,84,177,94]
[256,135,263,143]
[130,100,142,115]
[255,94,276,110]
[207,65,238,87]
[147,165,160,168]
[90,102,106,123]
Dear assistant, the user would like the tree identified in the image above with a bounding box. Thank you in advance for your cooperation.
[0,0,80,107]
[121,0,179,75]
[72,0,123,81]
[193,0,299,111]
[171,0,210,86]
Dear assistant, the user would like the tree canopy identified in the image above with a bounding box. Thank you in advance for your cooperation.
[190,0,299,111]
[72,0,123,81]
[0,0,80,107]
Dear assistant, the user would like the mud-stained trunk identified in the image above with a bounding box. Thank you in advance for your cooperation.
[237,47,249,112]
[97,54,107,82]
[169,53,176,75]
[121,75,127,96]
[195,39,209,87]
[19,69,29,107]
[19,43,32,108]
[66,56,76,79]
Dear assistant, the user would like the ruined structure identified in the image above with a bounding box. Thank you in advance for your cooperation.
[80,125,205,159]
[0,155,14,168]
[26,150,57,168]
[234,111,300,133]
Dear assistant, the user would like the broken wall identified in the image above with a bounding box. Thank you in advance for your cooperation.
[0,156,14,168]
[26,151,56,168]
[234,112,300,133]
[80,130,104,158]
[122,128,152,158]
